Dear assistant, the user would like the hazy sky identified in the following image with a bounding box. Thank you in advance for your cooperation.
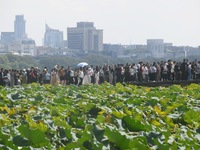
[0,0,200,47]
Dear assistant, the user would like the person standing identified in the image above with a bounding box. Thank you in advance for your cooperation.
[50,68,58,86]
[94,66,100,85]
[167,60,172,81]
[74,68,78,85]
[109,66,114,84]
[162,62,168,81]
[124,64,130,83]
[0,68,5,86]
[21,69,27,84]
[59,66,66,85]
[78,67,84,86]
[137,62,143,82]
[115,64,121,83]
[44,69,50,84]
[187,63,192,81]
[171,61,175,81]
[129,64,134,82]
[99,67,104,84]
[143,64,149,82]
[175,62,181,81]
[90,65,95,84]
[103,65,109,83]
[181,59,188,80]
[83,67,91,85]
[69,68,74,84]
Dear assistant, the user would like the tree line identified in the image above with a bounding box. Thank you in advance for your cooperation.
[0,53,199,70]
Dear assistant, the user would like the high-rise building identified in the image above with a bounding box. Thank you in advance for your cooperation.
[147,39,164,58]
[44,24,63,48]
[67,22,103,51]
[14,15,26,40]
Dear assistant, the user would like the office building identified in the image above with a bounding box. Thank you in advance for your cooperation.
[147,39,164,58]
[67,22,103,51]
[14,15,26,40]
[44,24,63,48]
[0,32,15,44]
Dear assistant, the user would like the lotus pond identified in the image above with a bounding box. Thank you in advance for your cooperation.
[0,83,200,149]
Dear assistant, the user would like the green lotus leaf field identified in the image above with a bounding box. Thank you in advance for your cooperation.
[0,83,200,149]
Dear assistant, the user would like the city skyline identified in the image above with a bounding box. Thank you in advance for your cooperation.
[0,0,200,47]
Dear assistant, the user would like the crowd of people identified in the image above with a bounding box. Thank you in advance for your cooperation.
[0,59,200,87]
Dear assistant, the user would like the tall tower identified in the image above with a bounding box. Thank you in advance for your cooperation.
[14,15,26,40]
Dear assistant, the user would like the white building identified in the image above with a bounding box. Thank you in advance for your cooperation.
[44,24,63,48]
[147,39,164,58]
[8,39,36,56]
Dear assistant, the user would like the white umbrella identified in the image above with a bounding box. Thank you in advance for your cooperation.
[77,62,88,67]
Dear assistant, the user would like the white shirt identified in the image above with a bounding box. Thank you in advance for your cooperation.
[79,71,84,78]
[70,70,74,77]
[130,68,134,76]
[143,66,149,75]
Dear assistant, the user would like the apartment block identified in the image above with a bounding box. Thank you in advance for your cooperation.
[67,22,103,52]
